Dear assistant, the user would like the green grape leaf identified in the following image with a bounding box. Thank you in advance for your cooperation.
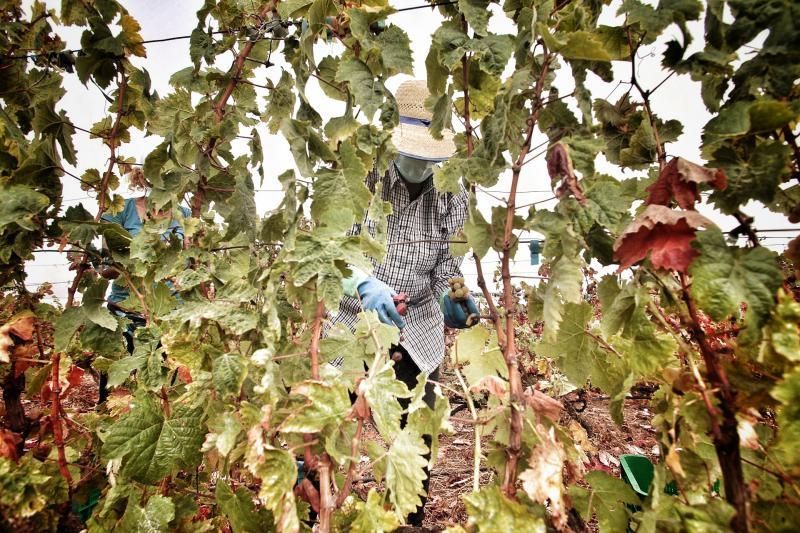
[101,391,205,484]
[384,429,429,519]
[406,378,452,467]
[216,480,273,532]
[363,361,411,440]
[459,0,491,36]
[81,279,117,331]
[281,381,351,434]
[0,185,49,232]
[569,470,639,532]
[538,302,598,386]
[246,445,299,533]
[351,488,399,533]
[335,58,386,120]
[206,411,242,458]
[708,140,792,214]
[213,352,248,398]
[54,307,86,352]
[189,28,215,69]
[761,290,800,364]
[311,165,372,231]
[541,249,584,342]
[376,25,413,76]
[689,228,781,346]
[117,495,175,533]
[463,485,546,532]
[31,102,77,165]
[747,98,798,133]
[453,326,508,387]
[264,70,296,134]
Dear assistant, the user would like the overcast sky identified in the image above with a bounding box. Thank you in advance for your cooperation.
[23,0,798,301]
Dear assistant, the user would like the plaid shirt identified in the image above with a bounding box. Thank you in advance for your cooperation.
[329,163,469,375]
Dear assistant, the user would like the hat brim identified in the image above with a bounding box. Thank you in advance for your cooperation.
[391,122,456,162]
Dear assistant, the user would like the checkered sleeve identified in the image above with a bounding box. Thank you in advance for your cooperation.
[429,187,469,299]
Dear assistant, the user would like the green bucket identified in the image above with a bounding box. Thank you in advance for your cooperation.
[620,454,718,498]
[71,486,102,523]
[619,454,680,497]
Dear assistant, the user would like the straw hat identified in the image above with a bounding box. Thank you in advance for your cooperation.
[391,80,456,162]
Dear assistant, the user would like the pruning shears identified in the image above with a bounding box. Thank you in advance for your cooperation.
[392,293,432,316]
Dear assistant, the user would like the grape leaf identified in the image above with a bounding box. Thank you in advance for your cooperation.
[569,470,638,532]
[613,205,714,272]
[689,228,781,345]
[0,185,49,232]
[458,0,491,36]
[537,302,599,386]
[281,381,351,434]
[452,326,508,388]
[101,391,205,484]
[463,485,546,532]
[335,58,387,120]
[117,495,175,533]
[216,480,273,532]
[384,429,429,519]
[350,489,399,533]
[213,352,248,399]
[363,361,411,440]
[645,157,728,209]
[519,426,567,529]
[246,445,299,533]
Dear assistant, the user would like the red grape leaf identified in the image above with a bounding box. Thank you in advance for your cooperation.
[0,429,22,462]
[66,365,85,389]
[646,157,728,209]
[613,205,714,272]
[0,313,36,364]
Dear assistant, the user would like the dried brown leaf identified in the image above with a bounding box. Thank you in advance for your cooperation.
[0,312,36,363]
[470,375,508,397]
[0,429,23,462]
[524,388,563,422]
[646,157,728,209]
[548,142,588,206]
[519,425,568,529]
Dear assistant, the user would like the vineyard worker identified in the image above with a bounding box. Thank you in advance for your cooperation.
[334,79,480,526]
[97,165,189,402]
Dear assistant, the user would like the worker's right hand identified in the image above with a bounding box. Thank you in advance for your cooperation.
[357,277,406,329]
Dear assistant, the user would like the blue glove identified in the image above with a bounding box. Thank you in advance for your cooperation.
[440,290,480,329]
[357,277,406,328]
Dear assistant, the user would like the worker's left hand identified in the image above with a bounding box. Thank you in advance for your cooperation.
[440,290,480,329]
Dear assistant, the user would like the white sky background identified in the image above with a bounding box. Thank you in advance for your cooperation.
[23,0,799,301]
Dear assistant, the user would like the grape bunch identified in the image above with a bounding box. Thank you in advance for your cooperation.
[448,277,469,301]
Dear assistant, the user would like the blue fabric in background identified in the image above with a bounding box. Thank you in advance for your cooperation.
[101,197,189,303]
[529,239,542,265]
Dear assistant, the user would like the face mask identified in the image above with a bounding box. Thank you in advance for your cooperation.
[395,154,436,184]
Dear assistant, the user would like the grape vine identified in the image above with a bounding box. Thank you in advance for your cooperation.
[1,1,799,532]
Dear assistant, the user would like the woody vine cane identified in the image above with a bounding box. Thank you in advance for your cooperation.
[2,1,800,532]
